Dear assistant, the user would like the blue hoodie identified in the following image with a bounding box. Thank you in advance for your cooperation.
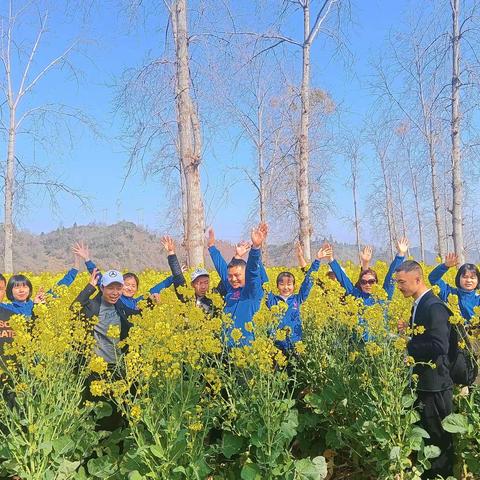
[266,260,320,351]
[428,263,480,323]
[0,268,79,316]
[85,260,174,310]
[209,245,264,347]
[329,255,405,340]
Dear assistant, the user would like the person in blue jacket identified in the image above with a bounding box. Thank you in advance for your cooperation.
[213,240,269,298]
[428,252,480,323]
[73,241,175,311]
[324,238,408,340]
[0,247,82,316]
[208,224,267,348]
[266,244,331,352]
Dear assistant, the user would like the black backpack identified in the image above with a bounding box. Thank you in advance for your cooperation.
[449,324,479,386]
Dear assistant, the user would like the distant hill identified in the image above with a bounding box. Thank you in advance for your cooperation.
[0,221,439,273]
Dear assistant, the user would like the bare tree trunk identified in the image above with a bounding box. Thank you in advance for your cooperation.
[407,153,425,263]
[378,149,395,259]
[450,0,464,263]
[171,0,205,266]
[4,110,16,273]
[352,170,361,258]
[297,1,313,261]
[427,134,447,259]
[257,105,268,264]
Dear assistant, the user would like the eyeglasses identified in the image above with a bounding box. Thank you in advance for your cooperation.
[360,279,377,286]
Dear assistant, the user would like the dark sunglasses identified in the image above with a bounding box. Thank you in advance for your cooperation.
[360,279,377,286]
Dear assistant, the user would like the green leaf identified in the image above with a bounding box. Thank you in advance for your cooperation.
[87,456,116,477]
[295,456,328,480]
[94,401,113,420]
[221,432,245,459]
[149,445,165,460]
[280,409,299,441]
[240,462,262,480]
[442,413,469,434]
[128,472,144,480]
[423,445,441,459]
[52,436,73,454]
[402,394,416,409]
[389,446,401,461]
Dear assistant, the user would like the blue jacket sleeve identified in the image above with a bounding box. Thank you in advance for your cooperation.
[383,255,404,300]
[209,246,229,287]
[56,268,79,288]
[329,259,355,295]
[297,259,320,304]
[149,275,174,295]
[260,262,269,285]
[85,259,104,285]
[428,263,454,302]
[243,248,263,300]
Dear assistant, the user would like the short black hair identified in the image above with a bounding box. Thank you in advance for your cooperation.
[277,272,295,286]
[6,274,33,301]
[455,263,480,289]
[227,258,246,270]
[0,273,6,285]
[124,272,140,287]
[395,260,423,275]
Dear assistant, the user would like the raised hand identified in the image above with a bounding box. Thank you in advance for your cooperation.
[207,227,215,248]
[444,252,458,268]
[295,240,307,269]
[360,246,373,264]
[33,287,46,304]
[181,263,188,273]
[235,241,251,259]
[73,241,90,261]
[396,237,409,256]
[90,268,100,287]
[161,236,176,255]
[251,222,268,249]
[318,244,333,261]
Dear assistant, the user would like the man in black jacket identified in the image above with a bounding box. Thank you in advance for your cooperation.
[396,260,454,479]
[161,236,216,315]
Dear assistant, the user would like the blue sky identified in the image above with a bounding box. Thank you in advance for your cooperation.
[2,0,415,245]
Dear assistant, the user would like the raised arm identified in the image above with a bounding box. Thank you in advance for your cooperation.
[295,241,308,271]
[383,237,408,300]
[297,251,323,303]
[360,246,373,272]
[428,253,457,302]
[243,223,268,299]
[72,269,99,308]
[325,243,355,295]
[73,241,103,285]
[235,239,269,284]
[207,227,229,287]
[161,236,186,289]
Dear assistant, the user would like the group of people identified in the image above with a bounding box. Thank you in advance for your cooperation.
[1,224,479,479]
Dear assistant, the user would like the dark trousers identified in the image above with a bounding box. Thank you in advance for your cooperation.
[416,388,454,479]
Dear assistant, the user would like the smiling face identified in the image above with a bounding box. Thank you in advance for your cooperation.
[459,269,478,291]
[122,276,139,298]
[102,282,123,304]
[12,282,31,302]
[359,272,377,294]
[227,265,246,289]
[277,273,295,298]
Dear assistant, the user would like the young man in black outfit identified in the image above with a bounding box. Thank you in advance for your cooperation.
[161,236,216,315]
[396,260,454,479]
